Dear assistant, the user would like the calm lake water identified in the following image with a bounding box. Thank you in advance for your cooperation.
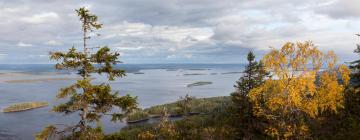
[0,64,244,140]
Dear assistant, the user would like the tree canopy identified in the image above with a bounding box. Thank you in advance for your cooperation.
[248,41,351,139]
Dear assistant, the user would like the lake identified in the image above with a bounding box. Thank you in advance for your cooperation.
[0,64,244,140]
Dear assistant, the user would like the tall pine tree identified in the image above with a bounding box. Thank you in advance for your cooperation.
[230,51,268,139]
[36,7,137,140]
[233,51,268,96]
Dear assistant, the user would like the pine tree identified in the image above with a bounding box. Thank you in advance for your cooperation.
[36,7,137,139]
[350,35,360,89]
[230,51,269,139]
[233,51,268,96]
[346,35,360,119]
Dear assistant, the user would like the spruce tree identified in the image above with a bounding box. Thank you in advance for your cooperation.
[230,51,268,139]
[233,51,268,96]
[350,35,360,89]
[36,7,137,139]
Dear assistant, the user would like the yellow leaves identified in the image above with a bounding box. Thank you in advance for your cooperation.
[265,127,279,138]
[138,131,155,140]
[267,97,285,111]
[317,71,346,113]
[249,41,351,138]
[326,51,337,69]
[338,64,351,85]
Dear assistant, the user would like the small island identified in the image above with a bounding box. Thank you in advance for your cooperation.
[186,81,212,87]
[2,102,48,113]
[133,72,145,74]
[183,73,207,76]
[221,72,243,74]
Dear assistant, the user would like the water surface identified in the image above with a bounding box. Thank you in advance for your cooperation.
[0,64,244,139]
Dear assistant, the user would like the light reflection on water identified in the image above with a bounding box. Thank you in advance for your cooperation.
[0,67,243,140]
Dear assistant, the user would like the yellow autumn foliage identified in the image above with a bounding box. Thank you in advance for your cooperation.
[249,41,351,139]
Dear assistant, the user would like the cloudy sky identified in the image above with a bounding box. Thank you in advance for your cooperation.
[0,0,359,64]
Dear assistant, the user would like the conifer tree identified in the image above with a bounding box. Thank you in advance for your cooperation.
[350,35,360,89]
[345,35,360,119]
[230,51,269,139]
[330,35,360,138]
[233,51,268,96]
[36,7,137,139]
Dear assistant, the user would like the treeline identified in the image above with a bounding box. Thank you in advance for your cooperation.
[35,7,360,140]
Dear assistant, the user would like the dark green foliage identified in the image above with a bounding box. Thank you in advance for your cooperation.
[106,96,236,140]
[350,37,360,89]
[230,51,269,139]
[233,51,268,96]
[36,7,137,140]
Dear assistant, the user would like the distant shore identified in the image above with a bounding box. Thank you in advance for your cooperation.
[3,78,81,83]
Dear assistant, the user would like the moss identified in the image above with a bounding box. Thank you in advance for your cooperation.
[3,102,48,113]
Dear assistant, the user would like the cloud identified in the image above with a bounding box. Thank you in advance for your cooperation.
[116,46,144,51]
[17,42,33,47]
[0,53,8,57]
[104,21,213,44]
[317,0,360,19]
[0,0,358,63]
[21,12,59,24]
[44,40,63,46]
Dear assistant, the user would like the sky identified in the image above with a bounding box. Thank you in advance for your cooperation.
[0,0,359,64]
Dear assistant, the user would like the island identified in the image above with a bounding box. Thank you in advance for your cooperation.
[186,81,213,87]
[3,102,48,113]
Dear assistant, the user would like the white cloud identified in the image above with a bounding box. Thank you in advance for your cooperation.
[116,46,144,51]
[0,53,8,59]
[0,0,358,63]
[21,12,59,24]
[44,40,63,46]
[39,54,48,57]
[0,53,8,58]
[105,21,213,43]
[17,42,32,47]
[317,0,360,18]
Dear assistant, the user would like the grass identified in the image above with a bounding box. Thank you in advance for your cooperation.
[2,102,48,113]
[187,81,213,87]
